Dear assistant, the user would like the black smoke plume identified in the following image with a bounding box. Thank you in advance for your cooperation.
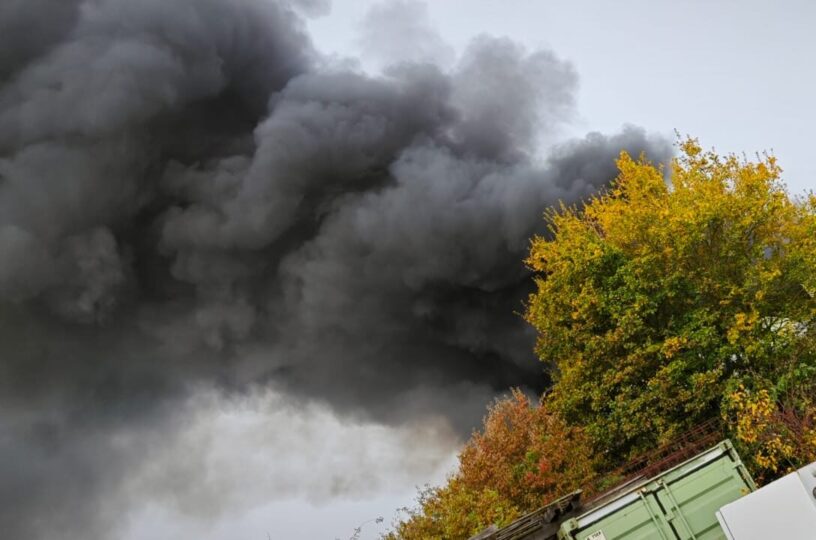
[0,1,670,538]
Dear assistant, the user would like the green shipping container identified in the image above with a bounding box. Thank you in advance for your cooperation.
[558,440,755,540]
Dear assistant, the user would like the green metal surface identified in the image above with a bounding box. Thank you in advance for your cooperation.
[558,441,755,540]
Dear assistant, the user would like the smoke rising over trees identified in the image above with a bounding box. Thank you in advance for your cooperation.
[389,140,816,539]
[0,1,668,538]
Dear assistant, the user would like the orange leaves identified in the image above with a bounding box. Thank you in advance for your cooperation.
[389,391,594,539]
[458,390,594,509]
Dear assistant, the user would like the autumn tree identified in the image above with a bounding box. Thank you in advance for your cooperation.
[389,139,816,538]
[525,138,816,476]
[387,391,594,540]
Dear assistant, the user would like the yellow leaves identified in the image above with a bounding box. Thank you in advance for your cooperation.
[545,137,790,278]
[583,153,669,256]
[754,438,796,473]
[723,385,816,481]
[526,134,816,470]
[727,311,759,344]
[726,386,790,474]
[661,336,686,359]
[679,137,703,158]
[727,386,775,446]
[805,428,816,453]
[759,267,782,283]
[387,480,524,540]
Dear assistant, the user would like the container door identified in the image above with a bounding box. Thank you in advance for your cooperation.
[560,492,676,540]
[654,453,751,539]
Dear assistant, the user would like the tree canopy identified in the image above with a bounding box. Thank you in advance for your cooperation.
[389,139,816,539]
[526,139,816,476]
[386,391,594,539]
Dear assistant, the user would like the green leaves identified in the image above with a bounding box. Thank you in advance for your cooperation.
[390,139,816,538]
[526,138,816,468]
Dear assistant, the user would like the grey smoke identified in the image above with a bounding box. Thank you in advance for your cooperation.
[0,1,670,538]
[358,0,455,69]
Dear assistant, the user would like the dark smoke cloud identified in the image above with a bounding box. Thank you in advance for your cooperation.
[0,0,670,538]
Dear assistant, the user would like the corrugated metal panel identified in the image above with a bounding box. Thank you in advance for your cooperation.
[558,440,754,540]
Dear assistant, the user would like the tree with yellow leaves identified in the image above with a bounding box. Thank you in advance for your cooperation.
[388,139,816,539]
[525,138,816,475]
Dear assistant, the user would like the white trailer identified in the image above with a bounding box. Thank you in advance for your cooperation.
[717,461,816,540]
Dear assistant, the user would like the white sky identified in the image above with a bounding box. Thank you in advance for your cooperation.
[119,3,816,539]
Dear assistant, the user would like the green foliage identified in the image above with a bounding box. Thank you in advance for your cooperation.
[525,138,816,470]
[389,139,816,538]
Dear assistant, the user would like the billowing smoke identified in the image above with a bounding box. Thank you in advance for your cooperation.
[0,1,670,538]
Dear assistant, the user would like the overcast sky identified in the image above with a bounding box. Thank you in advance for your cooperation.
[4,2,815,540]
